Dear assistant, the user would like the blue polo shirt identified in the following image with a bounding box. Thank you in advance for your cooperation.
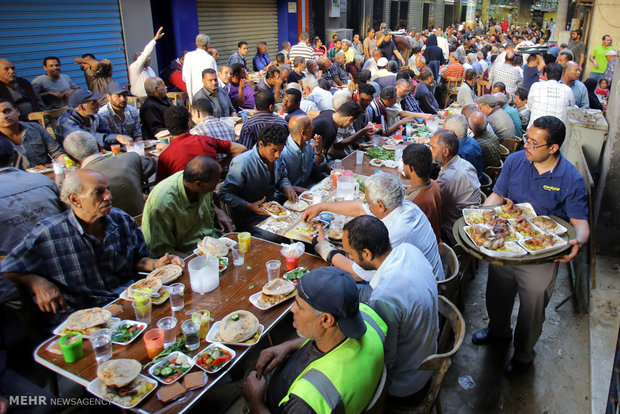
[458,135,483,179]
[493,151,588,221]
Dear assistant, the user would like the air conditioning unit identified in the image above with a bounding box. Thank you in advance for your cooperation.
[326,28,354,43]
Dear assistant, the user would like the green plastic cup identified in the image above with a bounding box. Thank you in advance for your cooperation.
[59,333,83,363]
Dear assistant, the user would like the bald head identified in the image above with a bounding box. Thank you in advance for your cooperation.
[469,111,488,134]
[461,103,479,120]
[288,115,313,141]
[184,155,221,184]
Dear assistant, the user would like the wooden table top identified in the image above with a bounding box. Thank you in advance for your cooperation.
[34,233,326,413]
[340,146,410,186]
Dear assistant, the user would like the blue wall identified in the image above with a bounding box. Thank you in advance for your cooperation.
[151,0,199,70]
[278,0,299,48]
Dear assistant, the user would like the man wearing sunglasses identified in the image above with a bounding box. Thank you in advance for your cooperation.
[472,115,590,376]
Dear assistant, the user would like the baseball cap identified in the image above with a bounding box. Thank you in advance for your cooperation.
[106,81,128,95]
[69,89,104,107]
[605,50,617,57]
[377,57,389,68]
[478,94,498,107]
[0,136,14,157]
[297,267,366,339]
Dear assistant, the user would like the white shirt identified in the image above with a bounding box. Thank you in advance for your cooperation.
[218,78,230,94]
[437,36,449,59]
[362,58,379,76]
[128,39,157,97]
[182,48,217,103]
[300,99,318,113]
[306,86,333,110]
[368,243,438,396]
[479,59,489,73]
[527,80,575,129]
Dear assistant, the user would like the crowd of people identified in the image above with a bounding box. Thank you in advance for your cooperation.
[0,17,604,413]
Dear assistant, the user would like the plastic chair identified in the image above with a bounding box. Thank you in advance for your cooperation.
[437,243,460,304]
[28,107,68,140]
[365,365,387,414]
[479,172,493,196]
[499,144,510,161]
[484,159,503,187]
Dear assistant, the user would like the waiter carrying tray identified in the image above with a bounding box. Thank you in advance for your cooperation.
[472,115,590,375]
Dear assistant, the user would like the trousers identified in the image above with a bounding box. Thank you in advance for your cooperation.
[486,262,559,363]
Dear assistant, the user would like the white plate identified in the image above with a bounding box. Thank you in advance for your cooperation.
[26,166,53,174]
[299,192,313,203]
[249,291,296,310]
[193,343,237,374]
[529,216,568,235]
[382,160,398,168]
[52,317,120,339]
[205,322,265,347]
[260,202,289,219]
[518,234,568,255]
[495,202,537,220]
[369,159,383,167]
[148,351,195,385]
[480,241,528,257]
[462,208,498,226]
[86,374,157,409]
[510,219,546,239]
[110,320,148,346]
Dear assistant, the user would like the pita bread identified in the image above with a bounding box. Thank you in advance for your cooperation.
[65,308,112,331]
[127,278,163,297]
[218,310,259,343]
[97,359,142,387]
[197,236,230,257]
[283,199,309,212]
[262,279,296,297]
[147,264,183,284]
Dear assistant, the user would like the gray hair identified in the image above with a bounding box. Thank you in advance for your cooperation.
[302,76,318,89]
[332,89,352,110]
[335,51,345,59]
[493,92,507,106]
[63,131,99,161]
[354,54,364,65]
[60,171,84,205]
[366,173,404,210]
[444,114,468,139]
[196,34,210,46]
[418,55,426,64]
[467,53,476,63]
[144,77,161,95]
[293,56,305,67]
[450,52,459,61]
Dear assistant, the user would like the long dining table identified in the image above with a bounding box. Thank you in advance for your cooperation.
[34,233,326,413]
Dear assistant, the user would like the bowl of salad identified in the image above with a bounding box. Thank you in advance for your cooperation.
[193,343,235,374]
[110,320,147,345]
[148,351,194,384]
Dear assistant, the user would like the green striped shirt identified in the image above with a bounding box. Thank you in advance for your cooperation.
[142,171,219,256]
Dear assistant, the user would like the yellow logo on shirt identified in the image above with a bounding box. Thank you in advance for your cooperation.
[542,185,560,192]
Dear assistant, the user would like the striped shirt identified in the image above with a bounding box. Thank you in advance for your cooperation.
[142,171,218,256]
[289,42,315,61]
[237,111,288,149]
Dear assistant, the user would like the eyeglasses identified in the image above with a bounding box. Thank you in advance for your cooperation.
[523,136,550,149]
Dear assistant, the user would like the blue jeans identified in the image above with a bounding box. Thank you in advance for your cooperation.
[588,72,603,81]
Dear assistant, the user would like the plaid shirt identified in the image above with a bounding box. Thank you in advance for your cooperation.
[97,102,142,139]
[474,129,502,169]
[0,208,149,311]
[402,93,423,114]
[190,116,236,161]
[237,111,288,149]
[329,62,350,83]
[489,62,522,94]
[527,80,575,128]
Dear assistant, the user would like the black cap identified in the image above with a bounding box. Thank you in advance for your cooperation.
[298,267,366,339]
[106,81,127,95]
[69,89,104,107]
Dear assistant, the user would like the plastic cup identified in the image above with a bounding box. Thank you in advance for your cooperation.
[240,110,248,122]
[111,144,121,154]
[192,310,211,340]
[395,147,403,164]
[231,245,245,266]
[182,320,200,351]
[285,257,299,271]
[238,232,251,253]
[91,329,113,363]
[266,260,281,281]
[168,283,185,312]
[144,328,165,359]
[132,297,152,324]
[157,316,178,348]
[355,150,364,164]
[59,333,83,363]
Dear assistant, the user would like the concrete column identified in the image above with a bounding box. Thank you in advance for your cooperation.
[435,0,445,28]
[556,0,569,32]
[408,0,423,31]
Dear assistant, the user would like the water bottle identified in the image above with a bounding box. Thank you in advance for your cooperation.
[405,122,413,140]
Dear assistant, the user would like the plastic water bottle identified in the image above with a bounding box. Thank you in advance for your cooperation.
[405,122,413,139]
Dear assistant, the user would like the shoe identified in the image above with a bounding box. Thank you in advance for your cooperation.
[504,358,532,376]
[471,328,512,345]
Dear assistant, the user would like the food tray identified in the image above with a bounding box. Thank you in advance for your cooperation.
[326,227,343,241]
[148,351,195,385]
[382,160,398,168]
[53,317,120,339]
[26,166,53,174]
[511,219,545,238]
[110,320,148,346]
[249,291,296,310]
[260,202,289,219]
[87,374,157,409]
[518,234,568,255]
[495,202,536,220]
[299,192,313,203]
[193,343,236,374]
[283,199,310,212]
[530,216,568,235]
[462,208,498,226]
[463,226,526,257]
[205,322,264,347]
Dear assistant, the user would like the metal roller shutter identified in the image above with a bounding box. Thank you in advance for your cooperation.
[0,0,128,89]
[197,0,279,68]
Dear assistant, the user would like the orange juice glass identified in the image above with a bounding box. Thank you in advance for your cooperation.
[238,232,251,253]
[144,328,164,359]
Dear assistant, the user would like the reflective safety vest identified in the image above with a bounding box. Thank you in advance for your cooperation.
[279,303,387,414]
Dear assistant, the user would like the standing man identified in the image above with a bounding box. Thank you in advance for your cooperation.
[128,27,164,97]
[289,33,316,62]
[473,116,589,375]
[363,27,377,60]
[527,63,575,129]
[588,35,614,81]
[568,29,586,69]
[377,33,406,66]
[0,59,41,120]
[183,34,217,103]
[140,77,172,139]
[32,57,79,109]
[74,54,113,94]
[192,69,237,118]
[97,82,142,140]
[562,61,589,108]
[228,42,249,70]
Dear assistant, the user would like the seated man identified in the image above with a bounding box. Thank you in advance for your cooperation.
[0,169,183,324]
[302,76,332,111]
[430,130,481,243]
[414,69,440,114]
[243,266,387,414]
[494,90,522,138]
[337,216,438,402]
[478,94,516,141]
[57,89,132,149]
[282,88,306,121]
[0,98,65,169]
[456,68,477,107]
[287,56,306,85]
[444,113,483,178]
[190,98,236,162]
[311,100,365,158]
[253,42,271,72]
[0,59,42,121]
[238,90,288,149]
[157,106,245,181]
[97,82,142,140]
[192,69,236,118]
[32,56,79,109]
[278,115,327,191]
[469,111,502,169]
[402,143,442,243]
[229,63,255,110]
[143,155,233,257]
[368,86,432,135]
[285,82,319,113]
[140,77,172,139]
[303,172,444,281]
[255,66,283,102]
[220,124,297,239]
[63,131,156,217]
[328,52,350,86]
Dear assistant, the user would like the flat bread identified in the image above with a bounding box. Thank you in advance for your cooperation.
[263,279,296,297]
[97,359,142,387]
[147,264,183,284]
[65,308,112,331]
[283,199,309,212]
[197,236,230,257]
[127,278,162,297]
[218,310,259,343]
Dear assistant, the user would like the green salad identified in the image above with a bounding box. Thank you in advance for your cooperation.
[111,322,145,343]
[366,147,394,161]
[284,267,309,282]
